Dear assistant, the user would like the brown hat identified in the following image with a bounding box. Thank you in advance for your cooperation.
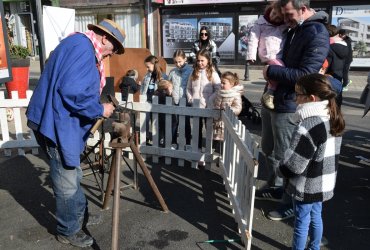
[88,19,126,54]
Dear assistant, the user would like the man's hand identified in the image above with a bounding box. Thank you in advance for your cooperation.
[263,65,269,80]
[102,103,114,118]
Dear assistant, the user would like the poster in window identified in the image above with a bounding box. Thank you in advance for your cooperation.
[332,5,370,67]
[238,15,258,61]
[162,16,234,62]
[198,17,234,62]
[0,2,11,83]
[162,17,198,59]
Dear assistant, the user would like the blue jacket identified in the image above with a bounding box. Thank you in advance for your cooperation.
[168,63,193,104]
[267,11,330,113]
[26,33,103,167]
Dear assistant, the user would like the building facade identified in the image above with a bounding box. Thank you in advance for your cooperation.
[3,0,370,67]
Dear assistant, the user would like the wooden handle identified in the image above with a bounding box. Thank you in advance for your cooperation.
[90,117,104,134]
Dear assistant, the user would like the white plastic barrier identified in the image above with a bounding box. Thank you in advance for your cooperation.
[0,90,38,156]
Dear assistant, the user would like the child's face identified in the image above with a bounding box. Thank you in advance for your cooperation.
[270,8,283,24]
[145,62,154,72]
[197,55,209,70]
[221,78,234,90]
[173,56,186,69]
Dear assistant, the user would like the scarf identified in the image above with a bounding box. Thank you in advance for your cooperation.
[293,100,330,123]
[83,30,106,94]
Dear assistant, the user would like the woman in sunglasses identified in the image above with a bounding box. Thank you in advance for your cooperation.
[191,26,221,76]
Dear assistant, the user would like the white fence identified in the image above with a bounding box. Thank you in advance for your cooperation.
[220,107,259,250]
[121,93,259,249]
[1,91,259,249]
[0,90,38,156]
[122,94,221,169]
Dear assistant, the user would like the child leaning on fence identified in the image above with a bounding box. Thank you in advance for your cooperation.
[153,79,175,146]
[277,73,345,250]
[140,55,167,103]
[140,55,167,144]
[208,72,244,152]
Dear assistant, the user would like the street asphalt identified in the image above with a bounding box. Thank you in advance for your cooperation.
[0,61,369,249]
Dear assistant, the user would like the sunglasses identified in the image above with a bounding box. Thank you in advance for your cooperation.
[200,32,208,36]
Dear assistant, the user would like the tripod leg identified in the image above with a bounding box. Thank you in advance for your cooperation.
[130,142,169,213]
[112,147,122,250]
[102,152,116,210]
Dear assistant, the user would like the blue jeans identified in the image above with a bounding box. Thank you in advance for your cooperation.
[293,200,323,250]
[47,145,87,236]
[261,107,296,187]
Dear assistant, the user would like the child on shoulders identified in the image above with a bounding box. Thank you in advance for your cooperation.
[246,1,286,109]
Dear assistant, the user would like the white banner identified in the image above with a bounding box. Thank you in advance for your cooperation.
[165,0,264,6]
[43,6,75,58]
[332,5,370,67]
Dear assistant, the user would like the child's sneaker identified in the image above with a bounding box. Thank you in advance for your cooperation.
[267,204,294,221]
[262,92,275,109]
[342,80,352,92]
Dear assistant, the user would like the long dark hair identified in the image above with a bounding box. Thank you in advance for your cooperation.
[198,26,212,49]
[144,55,163,83]
[296,73,345,136]
[191,49,214,81]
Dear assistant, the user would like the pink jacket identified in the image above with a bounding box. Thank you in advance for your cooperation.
[246,16,287,63]
[186,69,221,108]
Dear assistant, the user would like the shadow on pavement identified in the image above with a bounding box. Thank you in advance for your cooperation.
[138,159,243,250]
[323,129,370,250]
[0,154,56,235]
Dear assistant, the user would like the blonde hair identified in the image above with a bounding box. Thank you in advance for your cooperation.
[157,79,173,91]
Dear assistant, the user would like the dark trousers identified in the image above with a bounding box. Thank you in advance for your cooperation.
[244,61,250,80]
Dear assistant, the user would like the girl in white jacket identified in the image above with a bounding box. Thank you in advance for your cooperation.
[186,49,221,150]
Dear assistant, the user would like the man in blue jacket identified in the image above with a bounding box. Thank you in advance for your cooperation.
[256,0,329,221]
[26,19,125,247]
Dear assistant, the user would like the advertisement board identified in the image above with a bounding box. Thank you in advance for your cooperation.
[332,5,370,67]
[237,15,258,61]
[162,16,234,62]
